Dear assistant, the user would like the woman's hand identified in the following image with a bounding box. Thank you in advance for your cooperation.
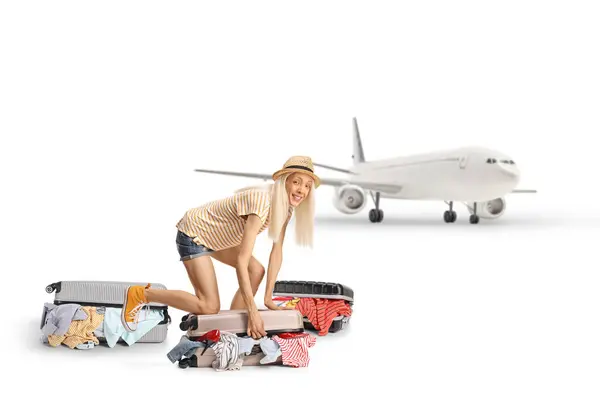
[247,309,267,339]
[264,298,294,311]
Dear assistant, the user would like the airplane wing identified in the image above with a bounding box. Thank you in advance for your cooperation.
[312,162,357,174]
[194,168,403,193]
[194,168,273,181]
[511,189,538,193]
[320,177,403,193]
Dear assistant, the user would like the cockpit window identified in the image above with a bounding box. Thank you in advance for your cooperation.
[488,158,515,165]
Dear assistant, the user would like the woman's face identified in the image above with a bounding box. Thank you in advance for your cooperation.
[285,172,314,207]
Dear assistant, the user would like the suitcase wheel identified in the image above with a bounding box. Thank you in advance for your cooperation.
[179,315,197,331]
[45,285,54,294]
[179,320,187,331]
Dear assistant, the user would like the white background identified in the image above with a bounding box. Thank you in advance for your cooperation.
[1,1,599,398]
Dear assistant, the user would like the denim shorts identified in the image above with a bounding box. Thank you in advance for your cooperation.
[176,231,214,261]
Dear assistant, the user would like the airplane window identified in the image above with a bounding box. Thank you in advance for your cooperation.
[486,158,498,164]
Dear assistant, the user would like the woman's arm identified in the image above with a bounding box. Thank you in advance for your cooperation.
[237,214,263,312]
[264,215,291,309]
[237,213,267,338]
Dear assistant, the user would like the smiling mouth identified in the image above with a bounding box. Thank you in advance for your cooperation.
[292,194,303,202]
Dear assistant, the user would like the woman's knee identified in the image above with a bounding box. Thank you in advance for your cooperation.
[188,295,220,315]
[202,298,221,315]
[249,257,265,280]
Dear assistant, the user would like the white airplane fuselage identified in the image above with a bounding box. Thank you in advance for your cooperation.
[348,146,520,202]
[192,117,535,224]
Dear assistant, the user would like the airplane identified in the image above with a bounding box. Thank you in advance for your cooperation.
[194,118,537,224]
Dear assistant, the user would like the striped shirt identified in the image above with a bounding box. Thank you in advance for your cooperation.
[211,331,242,371]
[176,188,289,251]
[272,333,316,367]
[295,298,352,336]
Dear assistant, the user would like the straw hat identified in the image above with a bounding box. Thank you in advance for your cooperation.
[272,156,321,188]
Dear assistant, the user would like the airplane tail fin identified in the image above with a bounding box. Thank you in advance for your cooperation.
[352,117,365,165]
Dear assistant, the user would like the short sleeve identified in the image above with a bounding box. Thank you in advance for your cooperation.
[235,190,270,224]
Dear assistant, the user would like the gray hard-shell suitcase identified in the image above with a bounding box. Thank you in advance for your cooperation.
[272,280,354,333]
[176,309,304,368]
[43,280,171,344]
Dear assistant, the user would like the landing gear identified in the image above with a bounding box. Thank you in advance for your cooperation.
[369,191,383,223]
[369,209,383,223]
[443,201,457,223]
[469,202,480,224]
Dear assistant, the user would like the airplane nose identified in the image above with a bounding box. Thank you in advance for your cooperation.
[498,163,520,181]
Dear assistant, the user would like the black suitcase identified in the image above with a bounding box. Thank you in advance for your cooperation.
[272,280,354,334]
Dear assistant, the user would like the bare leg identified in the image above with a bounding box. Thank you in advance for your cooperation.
[210,246,265,310]
[145,255,221,315]
[230,257,265,309]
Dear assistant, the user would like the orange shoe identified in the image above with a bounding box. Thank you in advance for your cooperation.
[121,283,151,332]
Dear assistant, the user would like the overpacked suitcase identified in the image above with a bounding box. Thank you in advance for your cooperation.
[175,309,305,368]
[180,309,305,338]
[42,280,171,345]
[272,280,354,334]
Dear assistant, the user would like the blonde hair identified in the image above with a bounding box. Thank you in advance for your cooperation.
[234,173,315,247]
[292,176,315,247]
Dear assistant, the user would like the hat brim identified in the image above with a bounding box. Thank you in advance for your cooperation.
[272,168,321,188]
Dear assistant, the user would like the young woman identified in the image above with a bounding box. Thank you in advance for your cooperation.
[121,156,320,339]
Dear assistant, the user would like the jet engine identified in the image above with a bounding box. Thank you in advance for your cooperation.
[464,197,506,219]
[333,184,367,214]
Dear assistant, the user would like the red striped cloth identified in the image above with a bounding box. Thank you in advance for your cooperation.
[295,298,352,336]
[272,333,316,367]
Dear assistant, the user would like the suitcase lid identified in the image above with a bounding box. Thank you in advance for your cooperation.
[46,280,168,309]
[183,309,304,338]
[273,280,354,302]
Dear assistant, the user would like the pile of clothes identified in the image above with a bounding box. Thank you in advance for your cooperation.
[167,330,317,371]
[273,296,353,336]
[41,302,165,349]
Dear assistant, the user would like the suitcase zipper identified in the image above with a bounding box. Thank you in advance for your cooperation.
[187,328,305,340]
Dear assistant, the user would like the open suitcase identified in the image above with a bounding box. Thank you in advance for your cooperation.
[42,280,171,345]
[272,280,354,334]
[176,309,305,368]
